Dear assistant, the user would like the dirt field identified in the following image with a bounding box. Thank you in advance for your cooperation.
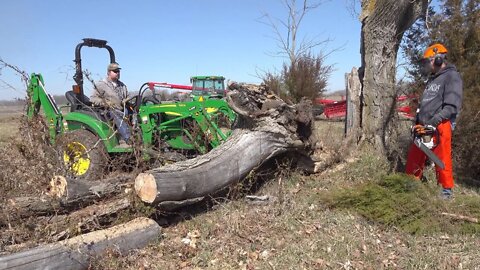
[0,105,23,145]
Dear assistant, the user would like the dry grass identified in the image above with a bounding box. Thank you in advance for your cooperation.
[0,105,23,145]
[93,160,480,269]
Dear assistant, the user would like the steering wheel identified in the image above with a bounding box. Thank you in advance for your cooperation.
[123,95,139,113]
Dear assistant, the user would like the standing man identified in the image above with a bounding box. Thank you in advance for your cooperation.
[405,43,463,199]
[91,62,131,147]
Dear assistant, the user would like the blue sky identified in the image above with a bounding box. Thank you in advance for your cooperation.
[0,0,362,100]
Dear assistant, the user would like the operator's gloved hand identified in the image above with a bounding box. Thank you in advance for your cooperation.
[425,114,443,127]
[411,124,425,135]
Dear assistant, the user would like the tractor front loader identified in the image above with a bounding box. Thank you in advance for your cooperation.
[27,38,236,180]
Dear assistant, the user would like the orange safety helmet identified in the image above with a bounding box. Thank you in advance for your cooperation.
[423,43,448,59]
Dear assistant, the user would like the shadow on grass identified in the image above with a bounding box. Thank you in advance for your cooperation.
[321,174,480,235]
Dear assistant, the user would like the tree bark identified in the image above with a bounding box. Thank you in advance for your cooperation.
[46,197,132,241]
[345,67,362,141]
[0,217,161,270]
[1,175,132,221]
[4,196,60,218]
[359,0,428,157]
[48,175,132,208]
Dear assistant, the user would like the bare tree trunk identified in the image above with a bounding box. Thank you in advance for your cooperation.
[359,0,428,157]
[1,175,132,220]
[345,67,362,141]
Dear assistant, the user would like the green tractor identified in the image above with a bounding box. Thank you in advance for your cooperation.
[26,38,236,180]
[190,75,227,100]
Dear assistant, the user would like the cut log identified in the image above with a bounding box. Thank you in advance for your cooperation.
[0,217,161,270]
[135,130,291,204]
[135,85,315,205]
[48,175,132,207]
[1,175,132,221]
[5,196,60,217]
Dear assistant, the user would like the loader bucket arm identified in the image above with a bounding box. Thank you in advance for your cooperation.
[73,38,116,104]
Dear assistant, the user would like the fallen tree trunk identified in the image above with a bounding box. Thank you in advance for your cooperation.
[48,175,132,207]
[4,196,60,217]
[1,175,132,221]
[135,130,291,204]
[135,84,315,205]
[0,217,161,270]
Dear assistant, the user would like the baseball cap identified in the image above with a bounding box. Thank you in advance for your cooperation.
[107,62,121,71]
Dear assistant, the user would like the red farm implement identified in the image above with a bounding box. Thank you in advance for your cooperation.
[315,99,347,119]
[314,95,416,120]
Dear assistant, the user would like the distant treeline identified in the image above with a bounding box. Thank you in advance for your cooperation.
[0,95,68,106]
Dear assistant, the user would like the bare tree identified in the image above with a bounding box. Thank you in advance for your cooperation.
[261,0,330,65]
[352,0,429,161]
[260,0,332,100]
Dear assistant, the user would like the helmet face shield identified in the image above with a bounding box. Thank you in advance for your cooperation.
[420,58,433,76]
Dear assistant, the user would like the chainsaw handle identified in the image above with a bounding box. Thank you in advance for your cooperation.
[424,125,436,132]
[411,124,436,136]
[411,124,439,149]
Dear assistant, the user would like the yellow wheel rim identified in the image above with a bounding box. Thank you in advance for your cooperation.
[63,142,90,176]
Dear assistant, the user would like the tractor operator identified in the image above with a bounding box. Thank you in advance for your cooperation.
[91,62,131,147]
[405,43,463,199]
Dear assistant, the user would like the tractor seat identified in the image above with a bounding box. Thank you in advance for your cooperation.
[65,91,93,112]
[65,91,108,122]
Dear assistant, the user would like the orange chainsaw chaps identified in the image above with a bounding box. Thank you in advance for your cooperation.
[405,120,454,189]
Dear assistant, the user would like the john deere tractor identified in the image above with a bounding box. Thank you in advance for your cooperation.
[190,75,227,100]
[27,38,235,180]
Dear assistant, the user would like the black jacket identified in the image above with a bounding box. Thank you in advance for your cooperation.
[418,64,463,126]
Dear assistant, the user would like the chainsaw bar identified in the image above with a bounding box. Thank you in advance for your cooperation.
[413,138,445,169]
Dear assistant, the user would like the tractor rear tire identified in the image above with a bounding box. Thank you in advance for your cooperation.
[56,129,108,180]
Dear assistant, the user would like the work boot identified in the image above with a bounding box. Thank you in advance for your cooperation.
[441,188,453,200]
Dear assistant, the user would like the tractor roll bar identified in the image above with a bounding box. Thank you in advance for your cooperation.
[73,38,116,103]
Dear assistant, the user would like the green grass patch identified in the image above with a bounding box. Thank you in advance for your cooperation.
[321,174,480,235]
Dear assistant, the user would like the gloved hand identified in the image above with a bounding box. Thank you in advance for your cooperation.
[425,115,443,127]
[411,124,425,135]
[122,96,135,106]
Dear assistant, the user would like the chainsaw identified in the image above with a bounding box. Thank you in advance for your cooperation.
[411,124,445,169]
